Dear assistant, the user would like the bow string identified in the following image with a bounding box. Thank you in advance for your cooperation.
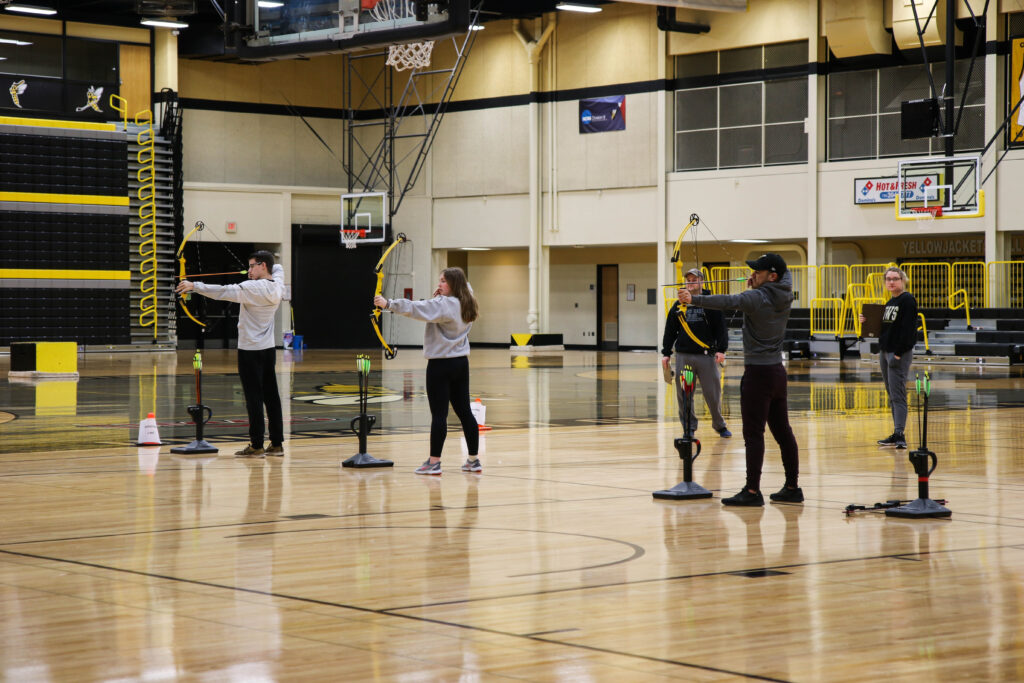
[669,213,741,351]
[175,220,250,329]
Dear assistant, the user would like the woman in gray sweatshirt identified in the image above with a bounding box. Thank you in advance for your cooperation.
[374,267,480,475]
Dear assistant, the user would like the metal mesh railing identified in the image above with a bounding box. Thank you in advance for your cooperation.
[905,262,951,308]
[788,265,813,308]
[811,298,846,336]
[951,261,986,309]
[987,261,1024,308]
[817,264,850,300]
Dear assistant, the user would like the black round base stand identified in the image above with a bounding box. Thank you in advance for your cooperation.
[653,436,712,500]
[341,414,393,468]
[170,404,219,455]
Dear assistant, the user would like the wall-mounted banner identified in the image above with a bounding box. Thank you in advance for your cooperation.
[854,175,939,205]
[579,95,625,134]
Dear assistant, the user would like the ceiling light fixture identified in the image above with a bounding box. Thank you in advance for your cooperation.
[141,17,189,29]
[0,38,32,45]
[4,3,57,15]
[731,239,770,244]
[556,3,602,12]
[469,23,485,31]
[461,247,491,251]
[257,1,284,7]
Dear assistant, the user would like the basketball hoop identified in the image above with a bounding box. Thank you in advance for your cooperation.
[341,229,364,249]
[386,40,434,71]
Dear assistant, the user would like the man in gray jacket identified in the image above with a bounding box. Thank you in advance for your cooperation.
[176,250,286,458]
[678,253,801,506]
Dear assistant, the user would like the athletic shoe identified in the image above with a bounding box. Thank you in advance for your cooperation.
[769,486,804,503]
[893,433,908,449]
[721,488,764,507]
[415,460,442,475]
[716,427,732,438]
[877,433,899,447]
[266,444,285,457]
[461,458,482,473]
[234,445,265,458]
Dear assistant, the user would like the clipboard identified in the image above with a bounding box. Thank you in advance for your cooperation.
[860,303,884,338]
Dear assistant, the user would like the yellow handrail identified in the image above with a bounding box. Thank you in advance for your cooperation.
[948,288,971,328]
[917,312,930,354]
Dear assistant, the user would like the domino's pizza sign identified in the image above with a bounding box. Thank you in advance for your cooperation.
[855,175,940,204]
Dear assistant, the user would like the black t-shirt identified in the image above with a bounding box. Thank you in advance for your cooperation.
[879,291,918,354]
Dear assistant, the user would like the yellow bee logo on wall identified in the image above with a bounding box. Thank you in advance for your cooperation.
[75,85,104,113]
[9,80,27,108]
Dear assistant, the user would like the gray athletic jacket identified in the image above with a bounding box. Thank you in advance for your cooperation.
[690,271,793,365]
[192,264,285,351]
[386,295,472,359]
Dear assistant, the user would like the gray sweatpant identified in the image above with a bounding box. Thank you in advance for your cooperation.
[879,350,914,433]
[673,351,727,435]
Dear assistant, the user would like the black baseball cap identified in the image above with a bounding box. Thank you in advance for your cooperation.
[745,253,787,276]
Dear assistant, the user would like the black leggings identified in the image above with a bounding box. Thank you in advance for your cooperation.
[426,356,478,459]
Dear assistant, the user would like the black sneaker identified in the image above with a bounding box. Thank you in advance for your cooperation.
[877,433,899,447]
[722,488,764,507]
[769,486,804,503]
[893,433,907,449]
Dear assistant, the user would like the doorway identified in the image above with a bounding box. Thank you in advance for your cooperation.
[597,264,618,351]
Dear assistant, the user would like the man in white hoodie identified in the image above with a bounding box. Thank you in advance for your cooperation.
[175,250,286,458]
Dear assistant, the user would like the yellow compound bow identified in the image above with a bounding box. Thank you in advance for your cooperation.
[371,233,407,359]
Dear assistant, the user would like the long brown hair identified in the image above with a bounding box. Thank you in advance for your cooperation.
[443,267,478,323]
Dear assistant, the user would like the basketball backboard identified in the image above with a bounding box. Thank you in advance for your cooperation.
[895,155,983,220]
[249,0,470,53]
[341,191,387,246]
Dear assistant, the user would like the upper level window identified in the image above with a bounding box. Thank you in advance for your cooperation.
[674,41,809,172]
[827,60,985,160]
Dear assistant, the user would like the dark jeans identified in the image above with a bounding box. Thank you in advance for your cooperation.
[237,348,284,449]
[425,356,478,459]
[739,363,799,491]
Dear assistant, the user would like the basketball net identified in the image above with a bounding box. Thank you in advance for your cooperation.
[341,229,363,249]
[911,206,941,231]
[386,40,435,71]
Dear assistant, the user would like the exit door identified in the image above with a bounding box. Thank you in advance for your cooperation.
[597,264,618,350]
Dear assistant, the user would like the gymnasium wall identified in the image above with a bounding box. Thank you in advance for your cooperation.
[164,1,1024,351]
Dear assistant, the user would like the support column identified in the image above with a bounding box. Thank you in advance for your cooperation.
[656,27,669,343]
[806,12,823,284]
[515,19,555,334]
[153,28,178,93]
[983,0,1002,272]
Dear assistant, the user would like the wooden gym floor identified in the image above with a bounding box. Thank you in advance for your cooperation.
[1,348,1023,681]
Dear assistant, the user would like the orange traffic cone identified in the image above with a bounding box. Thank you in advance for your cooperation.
[135,412,163,446]
[471,398,492,432]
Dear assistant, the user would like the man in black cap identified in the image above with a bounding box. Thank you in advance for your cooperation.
[677,253,801,506]
[661,267,731,438]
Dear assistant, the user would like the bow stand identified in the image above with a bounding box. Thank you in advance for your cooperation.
[653,365,713,500]
[342,354,394,468]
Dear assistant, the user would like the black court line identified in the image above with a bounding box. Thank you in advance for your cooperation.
[377,543,1018,612]
[0,547,789,682]
[231,525,647,577]
[0,493,648,547]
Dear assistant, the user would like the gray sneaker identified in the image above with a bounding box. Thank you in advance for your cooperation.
[234,445,265,458]
[460,458,482,473]
[415,459,442,475]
